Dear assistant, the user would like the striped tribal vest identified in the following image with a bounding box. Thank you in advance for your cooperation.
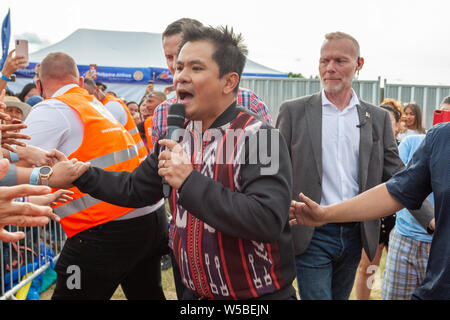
[168,111,286,300]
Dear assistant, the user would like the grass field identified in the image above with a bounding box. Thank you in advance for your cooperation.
[39,250,387,300]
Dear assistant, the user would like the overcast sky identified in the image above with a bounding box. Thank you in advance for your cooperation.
[2,0,450,85]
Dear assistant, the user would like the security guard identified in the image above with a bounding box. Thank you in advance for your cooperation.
[83,78,148,162]
[23,52,168,300]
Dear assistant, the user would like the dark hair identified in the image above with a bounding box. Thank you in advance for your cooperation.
[139,96,146,106]
[5,87,14,96]
[441,95,450,105]
[17,83,36,102]
[404,103,426,133]
[178,25,247,93]
[162,18,203,38]
[126,101,138,107]
[380,104,400,123]
[96,81,107,91]
[84,78,96,87]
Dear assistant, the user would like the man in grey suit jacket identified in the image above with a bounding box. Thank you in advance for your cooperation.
[276,31,405,300]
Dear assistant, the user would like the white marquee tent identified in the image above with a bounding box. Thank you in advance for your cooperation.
[11,28,287,102]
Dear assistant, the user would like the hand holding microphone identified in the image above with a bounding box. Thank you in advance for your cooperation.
[158,139,193,192]
[158,103,191,197]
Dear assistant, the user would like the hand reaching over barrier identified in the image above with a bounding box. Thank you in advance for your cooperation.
[0,159,60,242]
[46,149,91,188]
[29,189,74,207]
[0,89,30,152]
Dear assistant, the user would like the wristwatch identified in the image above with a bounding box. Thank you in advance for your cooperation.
[38,166,53,186]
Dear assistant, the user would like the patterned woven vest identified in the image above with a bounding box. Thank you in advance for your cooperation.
[168,111,286,300]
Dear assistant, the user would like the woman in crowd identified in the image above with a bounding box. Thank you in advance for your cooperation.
[397,103,426,141]
[16,83,40,102]
[137,92,166,152]
[126,101,141,125]
[380,98,405,139]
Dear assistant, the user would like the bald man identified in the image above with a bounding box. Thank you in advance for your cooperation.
[22,52,168,300]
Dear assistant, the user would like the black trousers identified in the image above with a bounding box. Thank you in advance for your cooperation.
[52,206,169,300]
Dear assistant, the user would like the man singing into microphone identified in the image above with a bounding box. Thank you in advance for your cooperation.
[49,25,297,300]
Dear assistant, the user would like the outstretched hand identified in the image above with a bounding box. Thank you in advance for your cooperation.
[1,49,28,76]
[46,149,68,163]
[29,189,74,207]
[0,159,60,242]
[0,89,30,151]
[289,193,328,227]
[15,145,55,167]
[48,149,91,188]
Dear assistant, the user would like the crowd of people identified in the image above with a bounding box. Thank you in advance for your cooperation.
[0,17,449,301]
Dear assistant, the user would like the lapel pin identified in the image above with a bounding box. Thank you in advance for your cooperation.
[366,112,371,119]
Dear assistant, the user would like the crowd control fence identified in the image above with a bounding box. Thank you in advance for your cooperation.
[383,81,450,129]
[0,220,66,300]
[240,77,381,121]
[241,77,450,129]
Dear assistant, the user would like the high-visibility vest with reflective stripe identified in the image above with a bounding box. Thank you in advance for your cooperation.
[51,86,140,238]
[103,93,148,161]
[144,116,154,151]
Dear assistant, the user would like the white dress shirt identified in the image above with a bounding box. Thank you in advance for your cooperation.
[22,84,163,220]
[22,84,84,155]
[320,89,360,206]
[104,99,128,127]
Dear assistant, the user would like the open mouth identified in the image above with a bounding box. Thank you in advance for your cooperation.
[177,88,194,104]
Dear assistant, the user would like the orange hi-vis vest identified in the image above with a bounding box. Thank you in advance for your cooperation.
[144,115,153,151]
[102,93,148,162]
[51,86,141,238]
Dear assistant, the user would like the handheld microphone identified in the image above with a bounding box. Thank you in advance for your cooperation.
[166,103,186,140]
[162,103,186,198]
